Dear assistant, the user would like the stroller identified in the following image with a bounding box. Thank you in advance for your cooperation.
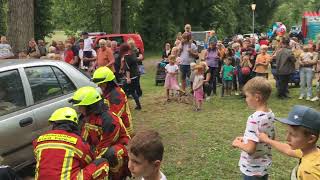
[289,70,300,87]
[155,60,169,86]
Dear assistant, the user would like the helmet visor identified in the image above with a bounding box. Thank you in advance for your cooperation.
[69,99,82,105]
[92,77,105,84]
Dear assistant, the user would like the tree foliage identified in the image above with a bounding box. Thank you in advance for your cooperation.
[121,0,142,33]
[2,0,320,50]
[138,0,281,49]
[0,0,7,36]
[271,0,320,28]
[34,0,54,40]
[52,0,112,33]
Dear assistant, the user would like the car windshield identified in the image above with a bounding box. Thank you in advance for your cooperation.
[192,32,206,41]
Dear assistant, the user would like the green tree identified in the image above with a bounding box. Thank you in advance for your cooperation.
[271,0,320,29]
[52,0,112,34]
[34,0,54,40]
[0,0,7,36]
[139,0,176,50]
[121,0,142,33]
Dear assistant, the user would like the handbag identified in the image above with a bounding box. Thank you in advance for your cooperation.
[241,67,251,76]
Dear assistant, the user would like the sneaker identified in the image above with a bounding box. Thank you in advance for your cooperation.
[298,95,304,100]
[311,96,320,102]
[306,97,311,101]
[206,97,211,101]
[235,92,239,96]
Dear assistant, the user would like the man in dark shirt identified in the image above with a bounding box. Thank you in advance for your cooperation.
[122,43,141,110]
[275,37,296,99]
[112,41,122,83]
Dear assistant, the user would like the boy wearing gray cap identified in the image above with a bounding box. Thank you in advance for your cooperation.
[259,105,320,180]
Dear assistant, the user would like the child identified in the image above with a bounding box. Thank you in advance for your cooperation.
[232,77,274,179]
[200,61,211,101]
[184,24,192,33]
[239,55,253,95]
[82,32,94,59]
[128,130,167,180]
[193,65,204,111]
[0,36,14,59]
[220,57,234,96]
[206,30,218,47]
[64,43,75,65]
[164,55,180,101]
[170,47,181,64]
[254,45,271,78]
[258,105,320,179]
[47,46,57,59]
[18,51,28,59]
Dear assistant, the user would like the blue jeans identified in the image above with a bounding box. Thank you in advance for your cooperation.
[300,67,314,97]
[243,174,268,180]
[271,68,279,88]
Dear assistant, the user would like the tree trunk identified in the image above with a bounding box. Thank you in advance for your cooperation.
[120,0,127,33]
[112,0,121,33]
[7,0,34,55]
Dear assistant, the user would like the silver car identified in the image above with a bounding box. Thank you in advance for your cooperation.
[0,59,96,170]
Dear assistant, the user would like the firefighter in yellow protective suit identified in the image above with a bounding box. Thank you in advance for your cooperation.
[33,107,109,180]
[70,86,131,180]
[92,67,133,135]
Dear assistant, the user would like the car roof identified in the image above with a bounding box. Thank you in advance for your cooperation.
[192,31,210,33]
[0,59,62,68]
[95,33,140,38]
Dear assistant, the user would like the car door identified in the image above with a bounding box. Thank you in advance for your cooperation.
[24,65,77,137]
[0,68,37,168]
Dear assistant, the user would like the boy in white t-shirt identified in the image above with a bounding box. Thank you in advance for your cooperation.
[128,130,167,180]
[81,32,94,58]
[232,77,275,179]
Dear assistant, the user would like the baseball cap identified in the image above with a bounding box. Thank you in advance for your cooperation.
[279,105,320,132]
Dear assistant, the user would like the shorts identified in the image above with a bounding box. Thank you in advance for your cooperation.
[180,65,191,80]
[223,80,232,89]
[243,174,268,180]
[83,51,93,58]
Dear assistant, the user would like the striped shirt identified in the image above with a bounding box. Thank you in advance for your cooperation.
[239,111,275,176]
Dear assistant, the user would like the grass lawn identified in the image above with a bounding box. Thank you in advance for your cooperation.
[130,54,320,179]
[45,31,67,42]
